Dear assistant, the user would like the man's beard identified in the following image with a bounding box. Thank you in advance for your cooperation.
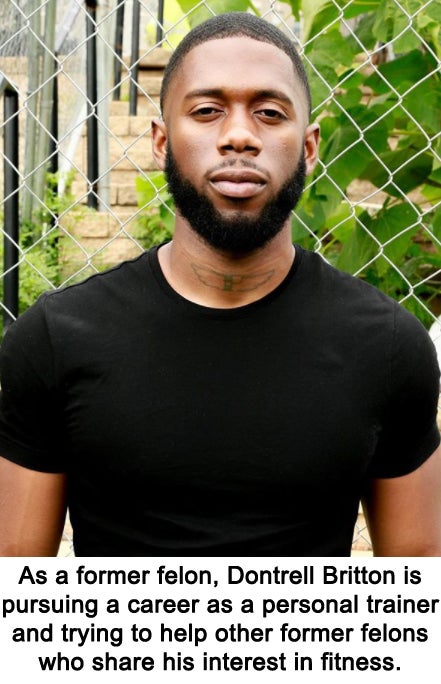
[164,147,306,254]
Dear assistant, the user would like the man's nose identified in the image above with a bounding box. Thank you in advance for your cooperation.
[217,112,262,155]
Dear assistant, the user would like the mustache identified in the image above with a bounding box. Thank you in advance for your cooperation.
[206,159,270,179]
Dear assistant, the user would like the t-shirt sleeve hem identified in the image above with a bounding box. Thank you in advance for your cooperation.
[0,438,65,474]
[370,422,440,479]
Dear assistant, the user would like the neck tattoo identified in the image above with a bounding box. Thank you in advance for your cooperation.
[191,263,275,293]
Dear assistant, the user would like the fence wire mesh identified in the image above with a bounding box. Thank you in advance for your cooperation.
[1,0,441,557]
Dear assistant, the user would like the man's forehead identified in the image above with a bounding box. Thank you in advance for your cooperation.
[165,36,307,111]
[180,36,293,75]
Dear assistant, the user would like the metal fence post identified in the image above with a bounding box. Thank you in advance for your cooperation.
[1,78,20,332]
[113,1,125,100]
[49,56,58,178]
[156,0,164,44]
[85,0,99,209]
[129,0,141,116]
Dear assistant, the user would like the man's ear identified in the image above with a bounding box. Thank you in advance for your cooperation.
[304,122,320,176]
[151,118,168,170]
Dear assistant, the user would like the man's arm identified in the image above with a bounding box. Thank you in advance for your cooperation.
[362,445,441,556]
[0,456,67,556]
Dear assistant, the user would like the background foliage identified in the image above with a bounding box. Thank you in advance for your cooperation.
[0,173,67,321]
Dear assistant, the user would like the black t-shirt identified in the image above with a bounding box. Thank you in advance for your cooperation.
[0,246,439,556]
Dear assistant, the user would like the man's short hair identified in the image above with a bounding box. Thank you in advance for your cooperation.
[160,12,311,116]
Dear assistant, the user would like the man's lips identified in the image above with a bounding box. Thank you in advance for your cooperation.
[208,169,267,199]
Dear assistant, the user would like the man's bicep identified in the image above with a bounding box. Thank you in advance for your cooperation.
[0,456,67,556]
[362,445,441,557]
[0,302,66,474]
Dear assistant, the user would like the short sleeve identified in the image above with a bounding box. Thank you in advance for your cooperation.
[369,304,440,478]
[0,295,65,473]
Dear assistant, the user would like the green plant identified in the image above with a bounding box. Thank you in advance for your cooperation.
[286,0,441,326]
[175,0,258,26]
[134,172,175,248]
[0,171,76,334]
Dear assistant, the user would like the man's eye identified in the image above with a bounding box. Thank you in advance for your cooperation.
[257,109,285,120]
[192,107,222,117]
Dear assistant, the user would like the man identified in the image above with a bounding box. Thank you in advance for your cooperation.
[0,13,440,556]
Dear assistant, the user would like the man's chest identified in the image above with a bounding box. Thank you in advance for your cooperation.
[60,321,384,502]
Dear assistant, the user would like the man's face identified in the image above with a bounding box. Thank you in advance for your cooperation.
[153,37,318,253]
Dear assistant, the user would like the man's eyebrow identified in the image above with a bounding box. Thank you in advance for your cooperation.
[184,88,294,106]
[253,89,295,107]
[184,88,225,100]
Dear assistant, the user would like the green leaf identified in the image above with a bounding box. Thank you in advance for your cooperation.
[372,0,439,53]
[310,176,345,214]
[173,0,210,27]
[425,2,441,23]
[392,24,421,53]
[365,50,428,94]
[290,220,319,250]
[159,205,176,234]
[421,184,441,204]
[305,28,354,67]
[293,194,328,235]
[336,217,377,274]
[372,0,397,43]
[336,88,362,109]
[277,0,301,20]
[432,207,441,241]
[354,13,378,52]
[369,204,420,277]
[326,134,372,188]
[339,69,365,90]
[175,0,252,28]
[303,0,381,42]
[319,107,388,191]
[434,139,441,171]
[377,0,426,52]
[347,104,390,154]
[135,173,167,208]
[206,0,252,14]
[316,115,338,143]
[307,65,337,111]
[401,79,441,136]
[361,145,433,196]
[324,202,357,242]
[301,0,334,42]
[305,29,356,109]
[421,168,441,204]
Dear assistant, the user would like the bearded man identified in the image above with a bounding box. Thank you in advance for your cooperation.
[0,13,439,556]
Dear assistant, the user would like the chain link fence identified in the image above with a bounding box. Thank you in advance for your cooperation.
[1,0,440,557]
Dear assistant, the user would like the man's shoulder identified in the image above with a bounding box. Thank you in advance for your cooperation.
[298,247,396,308]
[297,246,431,339]
[4,250,154,345]
[45,251,151,304]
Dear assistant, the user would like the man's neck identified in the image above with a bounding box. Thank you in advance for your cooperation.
[157,219,295,309]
